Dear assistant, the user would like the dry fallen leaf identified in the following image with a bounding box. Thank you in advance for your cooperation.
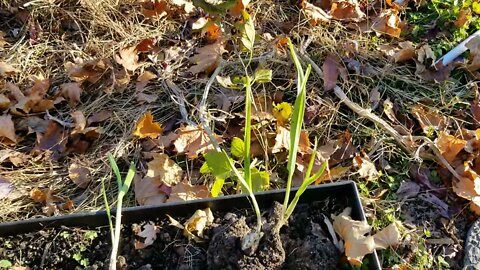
[136,70,157,91]
[272,126,311,154]
[323,54,342,91]
[371,9,402,38]
[136,92,159,104]
[0,93,10,110]
[353,155,380,181]
[229,0,250,16]
[435,132,466,163]
[301,0,331,25]
[33,121,68,160]
[146,153,183,186]
[115,46,141,72]
[133,222,159,249]
[455,8,471,28]
[174,125,222,158]
[0,149,28,166]
[453,162,480,200]
[0,62,19,77]
[330,0,366,22]
[141,0,170,20]
[8,78,55,115]
[87,110,112,125]
[379,41,415,63]
[134,174,168,206]
[64,59,108,83]
[411,104,447,135]
[0,114,17,145]
[68,163,91,188]
[332,207,375,265]
[168,208,214,242]
[188,39,227,74]
[333,207,402,265]
[30,187,62,216]
[133,111,163,139]
[167,180,209,202]
[0,176,13,200]
[373,222,401,249]
[60,83,82,107]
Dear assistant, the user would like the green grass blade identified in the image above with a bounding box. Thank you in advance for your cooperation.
[304,138,318,180]
[101,177,114,243]
[285,161,327,219]
[282,45,308,213]
[120,162,136,195]
[108,153,122,189]
[244,76,252,189]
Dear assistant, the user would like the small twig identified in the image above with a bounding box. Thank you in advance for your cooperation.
[410,136,463,181]
[164,80,196,126]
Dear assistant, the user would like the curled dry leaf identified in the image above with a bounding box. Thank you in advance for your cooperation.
[0,93,10,110]
[167,180,209,202]
[64,59,108,84]
[330,0,366,22]
[133,111,163,139]
[332,207,374,265]
[146,153,183,186]
[174,125,222,158]
[272,126,311,154]
[87,110,112,125]
[135,174,167,206]
[115,46,141,72]
[60,83,82,107]
[68,163,91,188]
[188,39,227,74]
[0,114,17,145]
[7,78,55,115]
[30,187,62,216]
[455,8,471,28]
[379,41,415,63]
[136,70,157,91]
[371,9,402,38]
[353,155,380,181]
[0,149,28,166]
[133,222,159,249]
[453,162,480,200]
[33,121,68,160]
[411,104,447,135]
[373,222,401,250]
[323,54,342,91]
[229,0,250,16]
[0,176,13,200]
[300,0,331,25]
[141,0,169,20]
[435,132,466,163]
[168,208,214,242]
[0,62,19,77]
[396,181,420,200]
[333,207,402,265]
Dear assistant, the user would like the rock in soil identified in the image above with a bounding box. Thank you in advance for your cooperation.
[464,218,480,269]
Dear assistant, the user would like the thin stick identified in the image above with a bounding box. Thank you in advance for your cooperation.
[165,80,196,126]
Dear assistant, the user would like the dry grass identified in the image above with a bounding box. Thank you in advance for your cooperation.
[0,0,474,267]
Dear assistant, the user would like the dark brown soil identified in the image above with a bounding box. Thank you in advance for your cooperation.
[0,200,344,270]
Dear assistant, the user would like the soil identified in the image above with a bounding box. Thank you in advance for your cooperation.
[0,200,348,270]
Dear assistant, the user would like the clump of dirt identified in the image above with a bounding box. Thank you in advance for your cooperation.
[207,202,340,269]
[207,202,286,269]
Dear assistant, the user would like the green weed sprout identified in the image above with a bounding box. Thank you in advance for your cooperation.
[281,38,327,222]
[103,153,136,270]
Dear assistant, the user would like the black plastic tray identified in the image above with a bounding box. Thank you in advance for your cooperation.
[0,180,381,269]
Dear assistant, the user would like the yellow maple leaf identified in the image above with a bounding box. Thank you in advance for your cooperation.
[133,111,163,139]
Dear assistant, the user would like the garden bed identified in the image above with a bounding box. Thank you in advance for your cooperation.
[0,181,380,269]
